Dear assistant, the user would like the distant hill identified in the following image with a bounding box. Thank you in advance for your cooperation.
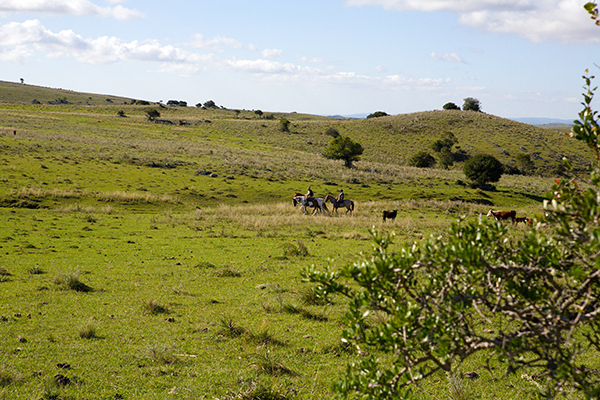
[511,117,574,125]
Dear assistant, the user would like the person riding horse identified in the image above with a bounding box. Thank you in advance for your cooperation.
[305,186,314,203]
[336,189,344,207]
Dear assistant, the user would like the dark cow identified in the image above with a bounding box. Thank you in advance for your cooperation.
[487,209,516,223]
[383,210,398,222]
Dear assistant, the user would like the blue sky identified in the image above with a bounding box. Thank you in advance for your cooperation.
[0,0,598,119]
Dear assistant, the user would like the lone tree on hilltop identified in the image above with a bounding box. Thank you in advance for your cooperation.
[323,136,364,168]
[463,153,504,187]
[462,97,482,112]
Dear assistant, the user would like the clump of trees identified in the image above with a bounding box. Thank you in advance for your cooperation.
[167,100,187,107]
[366,111,388,118]
[323,136,364,168]
[306,66,600,400]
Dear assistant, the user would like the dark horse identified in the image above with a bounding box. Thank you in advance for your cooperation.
[324,194,354,214]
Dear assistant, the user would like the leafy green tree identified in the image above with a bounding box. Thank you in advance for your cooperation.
[306,71,600,400]
[515,153,535,175]
[203,100,216,108]
[279,118,290,132]
[325,127,340,138]
[254,109,263,118]
[442,102,460,110]
[431,131,456,152]
[463,153,504,186]
[408,151,436,168]
[145,109,160,121]
[366,111,388,118]
[323,136,364,168]
[462,97,481,112]
[437,147,454,169]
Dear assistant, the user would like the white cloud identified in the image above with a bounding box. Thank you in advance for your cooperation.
[0,0,144,20]
[261,48,283,58]
[190,34,241,50]
[345,0,600,43]
[0,19,213,65]
[430,51,465,63]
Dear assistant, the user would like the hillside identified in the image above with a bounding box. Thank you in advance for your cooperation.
[0,80,594,211]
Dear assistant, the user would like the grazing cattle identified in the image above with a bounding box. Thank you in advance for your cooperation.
[383,210,398,222]
[515,216,532,225]
[487,209,516,223]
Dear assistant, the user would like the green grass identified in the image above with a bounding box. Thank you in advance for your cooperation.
[0,82,596,399]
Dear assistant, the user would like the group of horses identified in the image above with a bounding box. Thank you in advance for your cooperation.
[292,193,354,216]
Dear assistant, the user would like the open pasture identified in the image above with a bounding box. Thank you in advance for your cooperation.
[0,83,588,399]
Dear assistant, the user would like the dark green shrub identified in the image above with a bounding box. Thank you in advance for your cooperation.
[463,153,504,186]
[442,102,460,110]
[366,111,388,118]
[408,151,436,168]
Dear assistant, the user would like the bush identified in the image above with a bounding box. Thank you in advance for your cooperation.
[279,118,290,132]
[463,153,504,186]
[442,102,460,110]
[366,111,388,118]
[408,151,436,168]
[325,127,340,138]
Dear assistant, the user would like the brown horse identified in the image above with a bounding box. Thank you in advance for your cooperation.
[325,194,354,214]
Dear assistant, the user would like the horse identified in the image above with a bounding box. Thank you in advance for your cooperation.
[324,194,354,214]
[292,193,329,215]
[383,210,398,222]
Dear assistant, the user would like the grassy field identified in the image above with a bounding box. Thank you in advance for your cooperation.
[0,81,594,399]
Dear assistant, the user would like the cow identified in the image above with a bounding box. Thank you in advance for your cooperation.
[486,210,516,223]
[515,216,532,225]
[383,210,398,222]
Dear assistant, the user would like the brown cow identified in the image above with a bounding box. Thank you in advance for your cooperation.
[515,216,532,225]
[383,210,398,222]
[487,210,516,223]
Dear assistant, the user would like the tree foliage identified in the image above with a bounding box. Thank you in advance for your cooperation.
[463,153,504,186]
[279,118,290,132]
[366,111,388,118]
[323,136,364,168]
[306,71,600,399]
[442,102,460,110]
[462,97,481,112]
[408,151,436,168]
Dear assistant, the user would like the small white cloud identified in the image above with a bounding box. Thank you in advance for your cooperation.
[430,51,465,63]
[190,34,241,50]
[0,0,144,20]
[261,48,283,58]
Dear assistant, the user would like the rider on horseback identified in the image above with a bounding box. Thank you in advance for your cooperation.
[336,189,344,207]
[305,186,314,206]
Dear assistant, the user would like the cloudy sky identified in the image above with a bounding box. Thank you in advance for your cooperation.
[0,0,598,119]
